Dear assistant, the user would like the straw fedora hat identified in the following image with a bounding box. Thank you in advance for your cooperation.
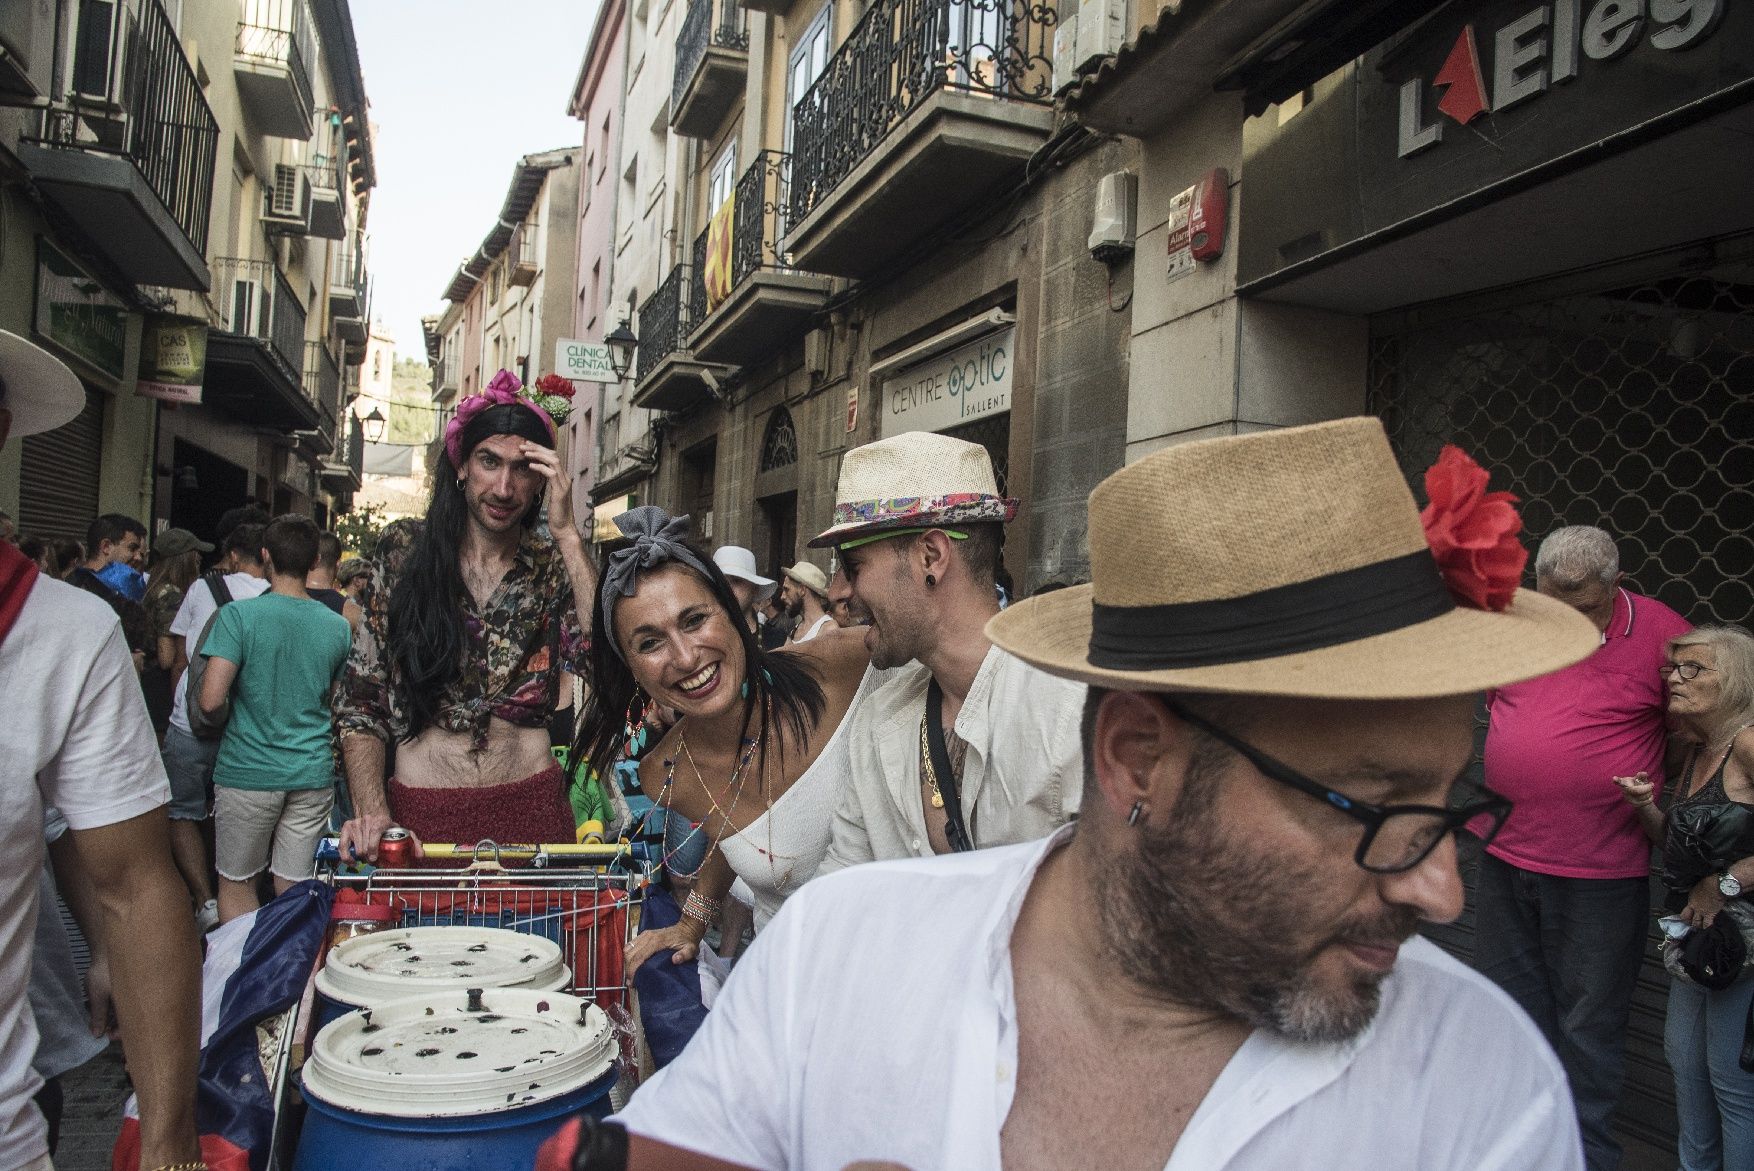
[783,562,829,598]
[809,431,1018,548]
[0,330,84,438]
[987,418,1597,699]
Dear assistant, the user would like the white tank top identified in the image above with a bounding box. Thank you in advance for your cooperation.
[716,665,882,930]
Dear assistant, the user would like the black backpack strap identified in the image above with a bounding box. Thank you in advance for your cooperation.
[203,570,233,607]
[925,679,974,853]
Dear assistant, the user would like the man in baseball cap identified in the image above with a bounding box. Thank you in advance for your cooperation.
[0,331,202,1171]
[612,418,1598,1170]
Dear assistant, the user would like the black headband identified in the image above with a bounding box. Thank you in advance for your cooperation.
[1087,549,1456,670]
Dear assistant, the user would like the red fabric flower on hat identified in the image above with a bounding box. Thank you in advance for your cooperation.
[1420,445,1527,612]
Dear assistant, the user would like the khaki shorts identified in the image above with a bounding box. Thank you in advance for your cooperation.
[214,786,333,882]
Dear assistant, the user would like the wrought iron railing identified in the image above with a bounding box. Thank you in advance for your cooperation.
[636,265,689,382]
[27,0,218,257]
[690,151,795,322]
[346,416,366,479]
[306,151,343,198]
[330,243,367,301]
[673,0,749,111]
[304,339,341,424]
[236,0,315,119]
[212,257,307,380]
[788,0,1055,227]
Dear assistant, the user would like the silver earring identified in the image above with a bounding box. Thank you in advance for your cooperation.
[1127,801,1146,827]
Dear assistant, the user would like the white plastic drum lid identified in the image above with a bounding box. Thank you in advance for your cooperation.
[315,926,569,1007]
[302,987,619,1117]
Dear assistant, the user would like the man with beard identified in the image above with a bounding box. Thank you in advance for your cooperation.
[779,562,833,645]
[607,419,1598,1169]
[813,432,1083,871]
[333,371,595,860]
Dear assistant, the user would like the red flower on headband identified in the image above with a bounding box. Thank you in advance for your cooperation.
[535,372,576,399]
[1420,445,1527,612]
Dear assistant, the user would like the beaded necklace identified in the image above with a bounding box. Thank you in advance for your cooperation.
[655,731,759,874]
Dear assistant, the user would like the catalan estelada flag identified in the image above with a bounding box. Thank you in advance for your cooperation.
[704,192,736,312]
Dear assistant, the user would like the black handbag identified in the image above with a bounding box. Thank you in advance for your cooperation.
[1664,800,1754,898]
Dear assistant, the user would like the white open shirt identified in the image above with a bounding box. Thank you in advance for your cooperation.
[617,826,1583,1170]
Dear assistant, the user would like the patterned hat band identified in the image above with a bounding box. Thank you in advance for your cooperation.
[828,492,1018,530]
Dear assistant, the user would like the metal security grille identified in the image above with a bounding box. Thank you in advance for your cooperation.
[944,413,1011,498]
[18,386,104,542]
[1370,262,1754,628]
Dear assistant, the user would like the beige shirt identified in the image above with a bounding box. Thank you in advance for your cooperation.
[819,647,1084,873]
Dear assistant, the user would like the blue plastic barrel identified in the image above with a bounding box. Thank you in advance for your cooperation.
[292,1063,617,1171]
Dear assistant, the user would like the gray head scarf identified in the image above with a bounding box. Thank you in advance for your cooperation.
[600,505,717,661]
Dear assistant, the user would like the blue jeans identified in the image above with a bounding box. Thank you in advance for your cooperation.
[1473,853,1649,1171]
[1665,972,1754,1171]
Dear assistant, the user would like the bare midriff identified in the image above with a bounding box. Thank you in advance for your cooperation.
[393,716,557,789]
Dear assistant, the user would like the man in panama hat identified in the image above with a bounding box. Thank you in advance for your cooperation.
[810,430,1084,871]
[611,418,1598,1169]
[0,331,201,1171]
[779,562,834,645]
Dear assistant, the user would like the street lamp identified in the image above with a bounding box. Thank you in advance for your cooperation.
[361,405,387,443]
[604,320,639,381]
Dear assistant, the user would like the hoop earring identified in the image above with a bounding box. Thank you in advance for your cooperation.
[623,690,650,756]
[1126,801,1147,827]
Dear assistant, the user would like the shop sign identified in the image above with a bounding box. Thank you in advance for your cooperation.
[846,384,859,433]
[33,240,128,382]
[136,316,207,404]
[555,338,617,385]
[880,326,1013,439]
[1398,0,1727,158]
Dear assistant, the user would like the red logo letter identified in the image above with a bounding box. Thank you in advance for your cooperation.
[1433,25,1490,124]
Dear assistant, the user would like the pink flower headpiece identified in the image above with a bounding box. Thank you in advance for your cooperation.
[442,369,562,469]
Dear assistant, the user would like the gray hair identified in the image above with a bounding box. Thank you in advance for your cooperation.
[1535,525,1619,589]
[1669,625,1754,738]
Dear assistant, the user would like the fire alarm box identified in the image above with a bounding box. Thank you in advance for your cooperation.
[1189,167,1228,262]
[1166,168,1230,280]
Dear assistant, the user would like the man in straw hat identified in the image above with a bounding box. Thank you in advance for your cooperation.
[0,331,201,1171]
[779,561,834,645]
[610,418,1599,1169]
[809,430,1084,871]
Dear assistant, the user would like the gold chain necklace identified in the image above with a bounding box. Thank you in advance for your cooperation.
[919,715,945,808]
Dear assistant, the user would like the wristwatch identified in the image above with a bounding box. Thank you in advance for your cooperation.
[1719,872,1743,898]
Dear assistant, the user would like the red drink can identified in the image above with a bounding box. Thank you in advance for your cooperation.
[377,827,412,869]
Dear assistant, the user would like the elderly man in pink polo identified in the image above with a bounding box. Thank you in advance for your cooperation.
[1477,524,1691,1171]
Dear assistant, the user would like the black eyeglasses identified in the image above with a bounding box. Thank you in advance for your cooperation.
[1157,698,1512,874]
[1660,661,1716,682]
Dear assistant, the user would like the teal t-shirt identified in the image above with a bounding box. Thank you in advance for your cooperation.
[203,592,352,791]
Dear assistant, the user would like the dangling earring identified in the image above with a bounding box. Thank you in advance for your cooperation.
[1127,800,1147,827]
[623,690,650,755]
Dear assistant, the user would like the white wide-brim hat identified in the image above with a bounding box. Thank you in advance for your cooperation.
[987,418,1598,699]
[712,545,777,603]
[809,430,1018,548]
[0,331,83,438]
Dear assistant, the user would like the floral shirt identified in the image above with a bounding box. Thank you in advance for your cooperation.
[144,583,185,646]
[334,525,586,750]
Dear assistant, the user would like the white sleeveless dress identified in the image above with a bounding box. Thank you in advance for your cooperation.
[717,665,883,931]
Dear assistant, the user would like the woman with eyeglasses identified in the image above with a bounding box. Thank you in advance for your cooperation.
[1615,624,1754,1171]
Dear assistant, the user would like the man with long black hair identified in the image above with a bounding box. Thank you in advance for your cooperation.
[333,371,596,861]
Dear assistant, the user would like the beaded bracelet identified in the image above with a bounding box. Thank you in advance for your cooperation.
[146,1162,209,1171]
[681,891,721,929]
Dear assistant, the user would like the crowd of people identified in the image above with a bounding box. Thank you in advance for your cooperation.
[6,323,1754,1171]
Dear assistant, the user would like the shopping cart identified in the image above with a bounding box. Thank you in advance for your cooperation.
[261,839,657,1169]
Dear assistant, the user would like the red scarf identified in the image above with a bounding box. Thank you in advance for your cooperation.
[0,539,41,647]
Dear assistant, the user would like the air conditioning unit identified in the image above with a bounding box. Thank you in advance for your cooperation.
[262,164,310,234]
[1088,170,1137,264]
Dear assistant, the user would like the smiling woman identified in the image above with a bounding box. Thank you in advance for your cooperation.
[576,506,874,976]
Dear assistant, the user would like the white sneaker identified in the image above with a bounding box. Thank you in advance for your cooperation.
[195,899,219,933]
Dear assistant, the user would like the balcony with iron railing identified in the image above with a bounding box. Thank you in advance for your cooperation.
[672,0,749,138]
[329,242,368,332]
[205,257,320,432]
[508,224,540,288]
[785,0,1057,277]
[306,152,347,239]
[320,414,365,496]
[304,339,343,433]
[633,263,733,412]
[234,0,316,139]
[17,0,218,290]
[685,151,833,364]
